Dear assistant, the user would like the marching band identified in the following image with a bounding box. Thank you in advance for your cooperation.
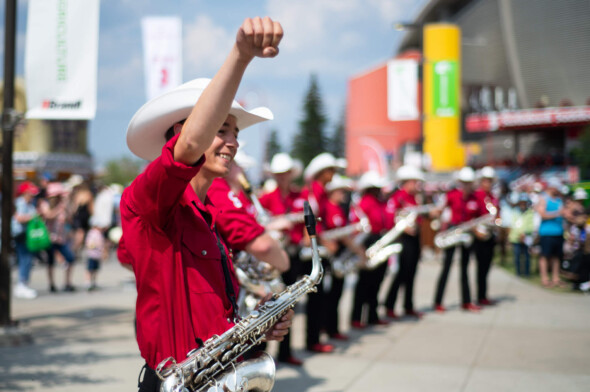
[221,152,499,365]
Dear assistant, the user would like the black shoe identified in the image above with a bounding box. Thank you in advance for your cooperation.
[50,285,57,293]
[64,285,76,292]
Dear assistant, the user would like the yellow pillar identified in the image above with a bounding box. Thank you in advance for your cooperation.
[422,23,465,171]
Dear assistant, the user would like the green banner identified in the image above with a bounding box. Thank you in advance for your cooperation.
[432,60,458,117]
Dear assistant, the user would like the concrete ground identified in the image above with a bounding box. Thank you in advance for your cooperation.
[1,250,589,392]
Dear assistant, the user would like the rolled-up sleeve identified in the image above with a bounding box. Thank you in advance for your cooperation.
[124,133,205,229]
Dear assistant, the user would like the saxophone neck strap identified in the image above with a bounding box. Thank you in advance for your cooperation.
[214,227,240,322]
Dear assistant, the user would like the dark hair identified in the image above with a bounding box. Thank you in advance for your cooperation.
[165,119,186,142]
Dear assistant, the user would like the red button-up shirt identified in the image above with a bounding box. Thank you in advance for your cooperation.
[120,134,240,369]
[259,186,306,245]
[208,177,265,251]
[387,188,422,227]
[301,180,329,236]
[359,193,389,234]
[325,200,347,230]
[474,189,499,217]
[444,188,480,226]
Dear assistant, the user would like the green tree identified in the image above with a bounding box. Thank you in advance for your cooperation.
[329,107,346,158]
[291,74,329,167]
[100,157,142,186]
[572,125,590,180]
[264,128,282,163]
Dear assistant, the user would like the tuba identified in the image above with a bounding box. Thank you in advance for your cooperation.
[157,202,323,392]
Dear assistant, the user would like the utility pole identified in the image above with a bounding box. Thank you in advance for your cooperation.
[1,0,17,327]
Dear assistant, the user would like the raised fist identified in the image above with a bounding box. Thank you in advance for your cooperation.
[236,17,283,60]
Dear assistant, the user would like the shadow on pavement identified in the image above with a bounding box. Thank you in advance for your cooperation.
[0,306,136,391]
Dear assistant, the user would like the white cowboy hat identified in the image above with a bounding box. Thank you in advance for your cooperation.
[304,153,346,181]
[127,78,273,161]
[397,165,425,182]
[357,171,387,191]
[478,166,496,179]
[270,152,296,174]
[326,174,354,192]
[456,167,475,183]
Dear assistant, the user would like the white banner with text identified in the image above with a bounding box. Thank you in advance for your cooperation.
[142,16,183,101]
[25,0,100,119]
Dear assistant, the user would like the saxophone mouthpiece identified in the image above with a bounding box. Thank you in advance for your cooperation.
[304,201,316,236]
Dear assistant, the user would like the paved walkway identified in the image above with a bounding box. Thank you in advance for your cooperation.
[1,250,589,391]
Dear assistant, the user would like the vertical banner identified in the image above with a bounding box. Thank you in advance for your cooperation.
[387,59,419,121]
[423,23,464,171]
[25,0,100,119]
[432,60,458,117]
[142,17,182,101]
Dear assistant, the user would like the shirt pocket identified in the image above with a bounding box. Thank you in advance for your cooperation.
[181,227,223,295]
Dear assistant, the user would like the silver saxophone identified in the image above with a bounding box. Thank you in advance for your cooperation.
[233,173,288,316]
[434,203,500,249]
[328,203,373,278]
[157,201,323,392]
[237,172,303,244]
[365,203,438,269]
[233,251,285,318]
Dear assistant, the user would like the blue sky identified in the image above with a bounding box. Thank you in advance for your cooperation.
[2,0,427,179]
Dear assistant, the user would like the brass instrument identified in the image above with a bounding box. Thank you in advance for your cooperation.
[328,212,372,278]
[434,203,500,249]
[364,203,437,269]
[157,202,323,392]
[364,212,415,269]
[237,172,303,243]
[233,252,285,318]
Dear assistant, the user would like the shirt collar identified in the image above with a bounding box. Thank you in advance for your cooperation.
[181,184,218,229]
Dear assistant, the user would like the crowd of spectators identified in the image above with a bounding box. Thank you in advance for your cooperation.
[9,173,123,299]
[494,175,590,291]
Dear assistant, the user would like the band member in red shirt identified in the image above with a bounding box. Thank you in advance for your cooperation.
[299,152,343,353]
[351,171,390,328]
[473,166,499,306]
[259,152,306,365]
[208,162,289,273]
[384,165,426,319]
[322,174,367,341]
[433,167,482,313]
[120,18,293,392]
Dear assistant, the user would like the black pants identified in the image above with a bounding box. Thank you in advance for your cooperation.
[302,258,327,348]
[434,244,472,305]
[473,236,495,302]
[138,364,161,392]
[385,233,421,312]
[351,233,387,324]
[325,266,346,335]
[278,251,301,360]
[351,263,387,324]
